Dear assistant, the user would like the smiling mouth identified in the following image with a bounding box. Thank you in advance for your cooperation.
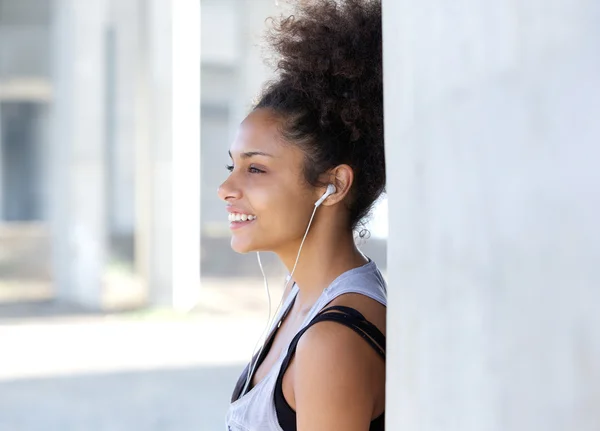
[228,213,257,222]
[228,213,257,230]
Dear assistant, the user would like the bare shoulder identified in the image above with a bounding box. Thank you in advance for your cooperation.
[293,319,383,430]
[291,295,386,430]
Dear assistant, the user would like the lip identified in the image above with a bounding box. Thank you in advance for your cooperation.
[226,205,252,214]
[229,219,256,230]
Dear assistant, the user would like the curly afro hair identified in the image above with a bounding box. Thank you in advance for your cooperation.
[255,0,384,233]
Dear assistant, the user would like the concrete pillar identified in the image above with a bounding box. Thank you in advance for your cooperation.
[134,0,201,310]
[49,0,109,308]
[36,103,51,222]
[383,1,600,430]
[107,0,137,236]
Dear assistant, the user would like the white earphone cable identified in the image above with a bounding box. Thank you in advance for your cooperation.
[240,251,275,396]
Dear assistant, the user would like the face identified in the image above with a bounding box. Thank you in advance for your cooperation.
[218,109,318,254]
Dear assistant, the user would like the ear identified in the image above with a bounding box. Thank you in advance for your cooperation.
[320,164,354,206]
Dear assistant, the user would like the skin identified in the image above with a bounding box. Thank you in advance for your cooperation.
[218,108,386,430]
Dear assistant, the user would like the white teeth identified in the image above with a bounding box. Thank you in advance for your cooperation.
[228,213,256,222]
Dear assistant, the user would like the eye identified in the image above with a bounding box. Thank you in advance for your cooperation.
[248,165,265,174]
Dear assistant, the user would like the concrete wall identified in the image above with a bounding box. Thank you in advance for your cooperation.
[384,0,600,429]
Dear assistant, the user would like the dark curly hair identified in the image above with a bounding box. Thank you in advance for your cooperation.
[255,0,384,233]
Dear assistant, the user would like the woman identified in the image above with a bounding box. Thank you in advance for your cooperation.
[219,1,386,429]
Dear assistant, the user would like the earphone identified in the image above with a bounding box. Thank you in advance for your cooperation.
[315,183,336,208]
[241,184,336,395]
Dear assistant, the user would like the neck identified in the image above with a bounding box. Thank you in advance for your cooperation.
[275,212,368,312]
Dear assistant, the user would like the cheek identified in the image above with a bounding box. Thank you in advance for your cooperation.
[248,179,301,214]
[254,185,314,239]
[231,191,311,253]
[260,189,307,224]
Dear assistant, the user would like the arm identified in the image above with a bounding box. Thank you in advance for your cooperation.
[293,321,381,431]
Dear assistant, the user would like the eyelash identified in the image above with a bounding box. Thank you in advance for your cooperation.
[225,164,265,174]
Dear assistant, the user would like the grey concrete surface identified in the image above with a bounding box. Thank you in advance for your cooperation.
[384,0,600,429]
[0,365,240,431]
[0,281,276,431]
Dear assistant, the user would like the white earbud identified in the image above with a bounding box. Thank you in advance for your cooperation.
[315,184,336,207]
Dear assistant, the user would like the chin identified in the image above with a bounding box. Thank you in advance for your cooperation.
[230,236,257,254]
[230,234,277,255]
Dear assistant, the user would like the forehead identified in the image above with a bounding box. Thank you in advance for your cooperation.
[230,109,287,156]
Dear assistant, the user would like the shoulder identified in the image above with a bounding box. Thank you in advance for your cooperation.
[291,307,384,430]
[296,312,383,371]
[297,299,385,372]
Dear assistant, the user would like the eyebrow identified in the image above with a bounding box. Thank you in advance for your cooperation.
[228,150,275,159]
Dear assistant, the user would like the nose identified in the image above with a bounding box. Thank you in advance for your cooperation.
[217,176,242,202]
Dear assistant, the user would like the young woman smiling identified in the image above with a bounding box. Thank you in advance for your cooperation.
[220,1,386,430]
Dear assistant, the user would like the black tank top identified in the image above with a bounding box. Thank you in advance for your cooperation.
[273,305,386,431]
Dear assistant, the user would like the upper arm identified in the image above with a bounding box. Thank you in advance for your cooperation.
[293,320,381,431]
